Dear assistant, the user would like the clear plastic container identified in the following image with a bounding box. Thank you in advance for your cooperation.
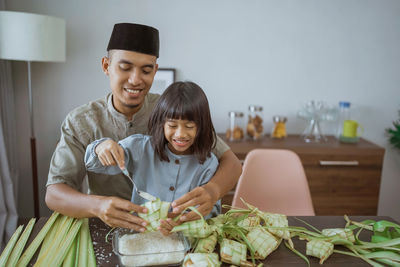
[226,111,245,141]
[336,101,351,139]
[112,228,190,267]
[247,105,264,140]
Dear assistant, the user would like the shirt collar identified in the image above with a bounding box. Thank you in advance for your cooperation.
[165,144,193,160]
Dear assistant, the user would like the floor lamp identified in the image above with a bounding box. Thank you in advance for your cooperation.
[0,11,66,218]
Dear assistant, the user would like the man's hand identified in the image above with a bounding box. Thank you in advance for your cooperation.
[95,139,125,169]
[169,149,242,222]
[46,184,148,231]
[170,183,218,222]
[95,196,149,232]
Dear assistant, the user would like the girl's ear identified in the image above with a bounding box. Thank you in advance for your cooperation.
[101,56,110,75]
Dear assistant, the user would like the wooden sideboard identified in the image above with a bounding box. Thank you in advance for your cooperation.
[219,134,385,215]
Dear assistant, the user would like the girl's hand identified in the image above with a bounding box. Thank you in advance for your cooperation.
[170,183,218,222]
[158,216,181,236]
[95,139,125,169]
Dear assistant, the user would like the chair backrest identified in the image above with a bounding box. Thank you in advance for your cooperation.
[232,149,315,216]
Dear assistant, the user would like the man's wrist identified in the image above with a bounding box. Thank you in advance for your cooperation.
[202,182,221,201]
[87,195,105,218]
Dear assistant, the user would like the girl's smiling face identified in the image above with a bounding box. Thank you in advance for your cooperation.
[164,119,197,155]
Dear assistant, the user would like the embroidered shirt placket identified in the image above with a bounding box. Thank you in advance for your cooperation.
[171,160,181,202]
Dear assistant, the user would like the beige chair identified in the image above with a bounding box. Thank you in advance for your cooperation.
[232,149,315,215]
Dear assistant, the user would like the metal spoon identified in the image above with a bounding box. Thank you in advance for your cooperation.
[121,168,157,201]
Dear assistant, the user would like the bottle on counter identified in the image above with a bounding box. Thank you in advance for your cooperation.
[226,111,245,141]
[336,101,351,139]
[271,116,287,139]
[247,105,264,140]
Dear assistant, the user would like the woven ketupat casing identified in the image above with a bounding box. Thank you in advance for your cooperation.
[306,239,334,264]
[220,238,253,267]
[172,219,215,238]
[183,253,221,267]
[321,228,356,243]
[238,216,261,229]
[138,198,170,231]
[246,227,279,259]
[194,232,218,253]
[262,212,290,240]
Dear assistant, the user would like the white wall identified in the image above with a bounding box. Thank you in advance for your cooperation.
[5,0,400,220]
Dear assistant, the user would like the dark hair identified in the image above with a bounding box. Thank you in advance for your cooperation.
[148,81,216,164]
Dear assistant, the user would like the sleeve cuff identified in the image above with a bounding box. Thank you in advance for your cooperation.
[90,137,111,158]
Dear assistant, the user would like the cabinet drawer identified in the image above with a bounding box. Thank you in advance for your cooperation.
[301,154,382,215]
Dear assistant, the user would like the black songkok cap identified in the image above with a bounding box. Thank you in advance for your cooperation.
[107,23,159,58]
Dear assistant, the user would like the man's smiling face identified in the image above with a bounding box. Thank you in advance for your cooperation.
[102,50,158,117]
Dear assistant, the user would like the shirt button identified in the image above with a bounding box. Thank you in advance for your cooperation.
[169,186,175,191]
[128,122,133,128]
[175,159,180,164]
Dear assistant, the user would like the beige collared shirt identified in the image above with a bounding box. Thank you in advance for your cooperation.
[47,93,229,200]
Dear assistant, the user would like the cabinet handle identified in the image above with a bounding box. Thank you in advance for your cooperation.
[226,190,235,196]
[319,160,359,166]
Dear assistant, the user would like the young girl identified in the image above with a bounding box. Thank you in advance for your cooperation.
[84,81,220,232]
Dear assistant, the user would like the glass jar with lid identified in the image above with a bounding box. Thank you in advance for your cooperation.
[247,105,264,140]
[271,115,287,139]
[226,111,245,141]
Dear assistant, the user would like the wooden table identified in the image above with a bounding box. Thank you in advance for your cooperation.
[23,216,396,266]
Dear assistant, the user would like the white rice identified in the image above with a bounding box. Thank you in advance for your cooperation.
[118,231,185,266]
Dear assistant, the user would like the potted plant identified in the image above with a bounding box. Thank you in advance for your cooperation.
[386,110,400,150]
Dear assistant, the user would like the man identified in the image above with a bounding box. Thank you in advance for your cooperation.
[45,23,241,233]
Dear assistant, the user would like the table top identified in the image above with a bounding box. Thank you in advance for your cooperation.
[217,134,385,156]
[23,215,396,266]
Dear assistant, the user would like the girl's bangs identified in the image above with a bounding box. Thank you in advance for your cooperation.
[164,100,196,121]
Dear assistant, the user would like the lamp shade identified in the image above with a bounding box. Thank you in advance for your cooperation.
[0,11,66,62]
